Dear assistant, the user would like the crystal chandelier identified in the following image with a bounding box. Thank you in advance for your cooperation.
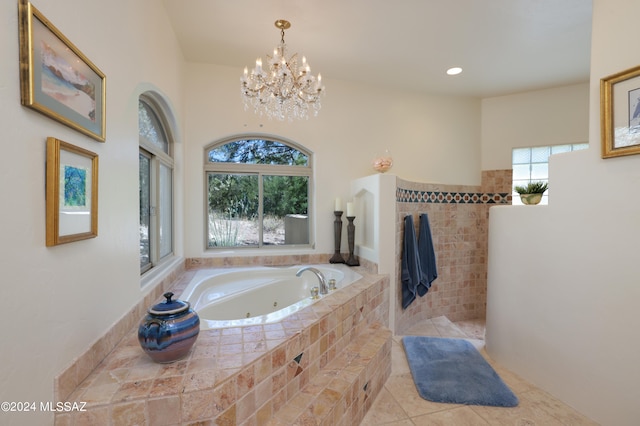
[240,19,325,121]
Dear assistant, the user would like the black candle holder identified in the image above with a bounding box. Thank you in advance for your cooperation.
[329,211,345,263]
[346,216,360,266]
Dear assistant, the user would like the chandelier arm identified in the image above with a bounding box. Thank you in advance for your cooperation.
[293,73,322,95]
[263,70,295,101]
[241,74,268,98]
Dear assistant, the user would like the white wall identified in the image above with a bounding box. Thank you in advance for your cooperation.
[350,173,398,328]
[0,2,482,423]
[0,1,184,424]
[481,82,590,171]
[5,0,604,424]
[486,0,640,424]
[183,63,481,258]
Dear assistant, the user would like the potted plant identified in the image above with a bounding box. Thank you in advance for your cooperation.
[514,181,548,205]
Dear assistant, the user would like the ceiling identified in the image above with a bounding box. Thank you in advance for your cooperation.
[162,0,592,98]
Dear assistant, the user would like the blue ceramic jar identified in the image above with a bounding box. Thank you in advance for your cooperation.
[138,292,200,363]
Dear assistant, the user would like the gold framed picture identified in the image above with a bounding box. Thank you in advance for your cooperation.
[19,0,106,142]
[600,64,640,158]
[46,137,99,246]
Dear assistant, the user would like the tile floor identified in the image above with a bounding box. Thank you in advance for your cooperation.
[360,317,599,425]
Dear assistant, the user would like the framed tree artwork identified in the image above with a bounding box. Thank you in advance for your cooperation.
[46,137,98,246]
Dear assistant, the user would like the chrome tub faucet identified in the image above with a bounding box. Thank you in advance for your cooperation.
[296,266,328,295]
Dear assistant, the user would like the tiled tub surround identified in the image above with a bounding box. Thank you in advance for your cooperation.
[185,254,378,275]
[54,255,375,406]
[55,263,390,425]
[394,170,512,334]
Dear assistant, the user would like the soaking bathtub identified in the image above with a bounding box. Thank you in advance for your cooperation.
[180,264,362,329]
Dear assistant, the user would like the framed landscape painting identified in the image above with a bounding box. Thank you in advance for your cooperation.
[601,64,640,158]
[46,137,99,246]
[19,0,106,142]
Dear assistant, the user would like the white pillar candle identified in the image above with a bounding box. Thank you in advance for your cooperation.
[335,197,342,212]
[347,202,354,217]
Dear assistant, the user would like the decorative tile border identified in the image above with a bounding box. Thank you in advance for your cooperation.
[396,188,511,204]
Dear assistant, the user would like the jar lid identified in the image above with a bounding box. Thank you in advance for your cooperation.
[149,292,190,316]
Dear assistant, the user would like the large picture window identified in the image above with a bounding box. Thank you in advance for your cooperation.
[205,137,312,248]
[139,94,174,273]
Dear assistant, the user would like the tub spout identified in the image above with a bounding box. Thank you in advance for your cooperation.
[296,266,328,295]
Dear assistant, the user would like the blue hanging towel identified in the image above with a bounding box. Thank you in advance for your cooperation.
[417,213,438,296]
[401,215,422,309]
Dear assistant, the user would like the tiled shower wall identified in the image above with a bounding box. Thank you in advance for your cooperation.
[394,170,512,334]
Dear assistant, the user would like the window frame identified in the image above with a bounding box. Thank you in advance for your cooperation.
[139,148,153,274]
[203,134,314,250]
[512,142,588,205]
[139,93,175,275]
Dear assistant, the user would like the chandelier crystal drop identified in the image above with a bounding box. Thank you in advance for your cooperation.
[240,19,325,121]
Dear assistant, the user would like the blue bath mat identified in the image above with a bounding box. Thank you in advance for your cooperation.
[402,336,519,407]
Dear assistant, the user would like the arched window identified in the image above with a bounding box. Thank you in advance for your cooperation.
[204,136,313,248]
[139,93,174,273]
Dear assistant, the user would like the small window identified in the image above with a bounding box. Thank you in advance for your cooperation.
[512,143,588,205]
[204,137,312,248]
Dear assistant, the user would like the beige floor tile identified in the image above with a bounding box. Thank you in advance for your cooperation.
[384,374,461,418]
[521,388,600,425]
[390,340,411,376]
[404,320,441,337]
[485,361,536,395]
[374,420,415,426]
[432,322,468,338]
[454,319,486,340]
[360,388,409,424]
[360,317,598,426]
[469,394,567,426]
[411,406,491,426]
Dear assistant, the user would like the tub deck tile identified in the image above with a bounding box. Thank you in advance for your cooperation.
[268,323,391,426]
[55,267,390,425]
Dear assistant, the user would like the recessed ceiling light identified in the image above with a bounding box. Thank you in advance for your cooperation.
[446,67,463,75]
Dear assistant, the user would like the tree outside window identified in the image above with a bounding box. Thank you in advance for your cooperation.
[139,95,174,274]
[205,137,312,248]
